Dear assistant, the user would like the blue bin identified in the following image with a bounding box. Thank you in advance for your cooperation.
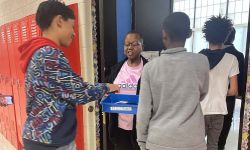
[100,94,139,114]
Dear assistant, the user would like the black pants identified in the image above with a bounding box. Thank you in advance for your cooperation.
[218,97,236,149]
[114,128,140,150]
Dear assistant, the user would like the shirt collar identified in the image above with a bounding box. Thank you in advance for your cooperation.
[161,47,187,54]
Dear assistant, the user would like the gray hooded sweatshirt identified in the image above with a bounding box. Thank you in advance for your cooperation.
[137,47,209,150]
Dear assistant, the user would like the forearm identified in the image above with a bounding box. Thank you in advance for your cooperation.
[227,88,238,96]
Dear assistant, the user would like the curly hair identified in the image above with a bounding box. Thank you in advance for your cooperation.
[202,15,233,44]
[36,0,75,31]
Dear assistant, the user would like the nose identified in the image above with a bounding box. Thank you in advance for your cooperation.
[128,44,134,49]
[128,44,132,48]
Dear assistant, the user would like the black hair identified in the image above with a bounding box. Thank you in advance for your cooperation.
[202,15,233,44]
[36,0,75,31]
[125,31,143,44]
[162,12,191,41]
[224,27,236,45]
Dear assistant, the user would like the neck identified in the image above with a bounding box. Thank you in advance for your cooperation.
[209,43,224,50]
[127,57,141,67]
[167,41,185,49]
[42,30,60,46]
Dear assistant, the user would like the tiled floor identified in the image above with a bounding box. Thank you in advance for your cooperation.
[0,134,16,150]
[225,99,241,150]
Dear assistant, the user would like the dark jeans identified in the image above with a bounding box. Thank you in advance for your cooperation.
[113,128,140,150]
[218,97,236,150]
[205,115,224,150]
[23,139,76,150]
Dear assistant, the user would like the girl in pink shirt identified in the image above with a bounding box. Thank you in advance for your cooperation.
[105,31,148,150]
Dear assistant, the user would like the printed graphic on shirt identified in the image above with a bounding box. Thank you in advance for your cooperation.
[113,61,143,130]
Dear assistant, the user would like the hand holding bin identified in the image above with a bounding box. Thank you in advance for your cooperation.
[100,94,139,114]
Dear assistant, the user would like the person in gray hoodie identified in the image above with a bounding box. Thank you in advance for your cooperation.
[136,12,209,150]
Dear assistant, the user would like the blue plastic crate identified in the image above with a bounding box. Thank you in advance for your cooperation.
[100,94,139,114]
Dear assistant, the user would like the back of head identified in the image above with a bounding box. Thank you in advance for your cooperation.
[162,12,191,42]
[203,15,233,44]
[224,27,236,45]
[36,0,75,31]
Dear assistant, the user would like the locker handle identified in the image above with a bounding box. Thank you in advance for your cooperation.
[17,79,20,87]
[0,94,13,106]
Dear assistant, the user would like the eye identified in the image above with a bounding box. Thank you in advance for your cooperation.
[131,42,140,47]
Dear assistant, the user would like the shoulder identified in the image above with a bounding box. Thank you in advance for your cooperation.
[110,59,126,71]
[142,56,159,71]
[224,53,237,60]
[183,53,210,72]
[223,53,238,68]
[32,46,69,67]
[185,52,209,64]
[33,46,64,58]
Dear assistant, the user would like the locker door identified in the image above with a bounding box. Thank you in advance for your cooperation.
[0,25,5,138]
[6,23,19,148]
[0,25,3,95]
[13,20,25,149]
[28,14,41,38]
[0,24,11,142]
[20,17,30,42]
[19,17,29,130]
[11,21,25,149]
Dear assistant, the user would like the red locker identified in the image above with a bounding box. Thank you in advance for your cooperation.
[19,17,29,131]
[6,23,19,148]
[12,20,26,149]
[28,15,41,38]
[10,21,25,148]
[0,24,11,141]
[0,25,3,95]
[0,25,5,138]
[20,17,30,43]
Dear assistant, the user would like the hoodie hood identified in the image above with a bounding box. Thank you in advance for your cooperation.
[18,37,59,73]
[199,48,226,70]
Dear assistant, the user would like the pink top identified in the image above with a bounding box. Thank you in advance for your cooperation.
[113,59,143,130]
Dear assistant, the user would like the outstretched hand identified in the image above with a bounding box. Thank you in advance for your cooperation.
[107,84,120,93]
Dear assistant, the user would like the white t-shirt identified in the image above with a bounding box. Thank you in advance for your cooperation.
[201,53,239,115]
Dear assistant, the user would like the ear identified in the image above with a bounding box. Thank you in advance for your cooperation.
[54,15,64,28]
[162,30,170,41]
[141,44,144,51]
[187,29,192,38]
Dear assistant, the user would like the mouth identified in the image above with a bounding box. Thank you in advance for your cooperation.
[127,51,133,56]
